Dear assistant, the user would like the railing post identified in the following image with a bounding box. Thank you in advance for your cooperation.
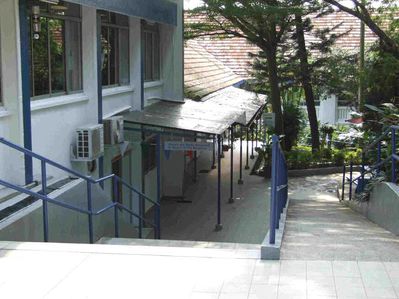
[87,181,94,243]
[211,136,216,169]
[245,127,250,169]
[250,125,255,159]
[269,135,278,244]
[113,176,120,238]
[377,141,381,175]
[275,150,281,229]
[255,118,259,149]
[156,133,161,239]
[361,153,365,192]
[238,125,243,184]
[392,128,396,183]
[41,160,49,242]
[349,161,353,200]
[228,126,234,203]
[139,194,143,239]
[341,165,346,201]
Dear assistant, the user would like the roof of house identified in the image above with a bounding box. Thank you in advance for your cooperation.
[184,39,244,99]
[185,10,379,80]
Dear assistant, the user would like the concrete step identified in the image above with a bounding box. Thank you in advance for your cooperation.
[96,237,261,259]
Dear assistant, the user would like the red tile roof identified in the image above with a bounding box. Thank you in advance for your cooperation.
[185,10,380,79]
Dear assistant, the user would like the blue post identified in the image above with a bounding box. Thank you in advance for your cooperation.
[19,0,33,185]
[255,118,259,149]
[156,134,161,239]
[41,161,49,242]
[245,127,250,170]
[229,126,234,203]
[377,141,381,175]
[211,136,216,169]
[193,133,197,183]
[113,176,120,238]
[250,126,255,159]
[139,194,143,239]
[275,151,281,229]
[349,161,353,200]
[392,128,396,183]
[341,165,346,201]
[215,135,222,231]
[96,13,104,187]
[238,125,243,184]
[269,135,278,244]
[87,182,94,243]
[361,153,365,192]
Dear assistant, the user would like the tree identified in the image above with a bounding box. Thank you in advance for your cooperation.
[186,0,298,137]
[323,0,399,59]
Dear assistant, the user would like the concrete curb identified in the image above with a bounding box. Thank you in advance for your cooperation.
[260,198,290,260]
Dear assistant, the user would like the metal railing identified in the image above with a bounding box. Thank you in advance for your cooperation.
[269,135,288,244]
[0,137,160,243]
[341,125,399,201]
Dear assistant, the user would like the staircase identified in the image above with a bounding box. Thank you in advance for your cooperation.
[0,137,160,244]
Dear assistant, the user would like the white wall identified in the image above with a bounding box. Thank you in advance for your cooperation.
[0,0,184,207]
[0,0,25,185]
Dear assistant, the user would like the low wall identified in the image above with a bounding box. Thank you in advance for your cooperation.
[345,182,399,236]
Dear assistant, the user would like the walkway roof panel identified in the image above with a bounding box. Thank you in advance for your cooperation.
[123,86,266,135]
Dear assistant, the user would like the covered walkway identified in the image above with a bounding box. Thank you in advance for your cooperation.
[160,141,270,244]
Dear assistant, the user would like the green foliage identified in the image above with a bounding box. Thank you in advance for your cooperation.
[284,145,362,169]
[282,89,305,151]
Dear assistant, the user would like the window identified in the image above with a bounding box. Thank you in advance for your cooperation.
[28,1,82,99]
[100,11,130,87]
[142,22,160,82]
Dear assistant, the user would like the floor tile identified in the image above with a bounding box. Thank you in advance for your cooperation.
[364,287,397,299]
[333,261,360,277]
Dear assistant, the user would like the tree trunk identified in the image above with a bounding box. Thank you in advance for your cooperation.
[295,13,320,152]
[265,47,284,137]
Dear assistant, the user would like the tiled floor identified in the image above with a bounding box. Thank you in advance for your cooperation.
[1,241,399,298]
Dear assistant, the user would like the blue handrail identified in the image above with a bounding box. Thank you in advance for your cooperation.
[0,137,160,243]
[269,135,288,244]
[341,125,398,200]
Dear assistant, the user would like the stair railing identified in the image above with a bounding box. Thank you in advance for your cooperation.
[269,134,288,244]
[0,137,160,243]
[341,125,399,201]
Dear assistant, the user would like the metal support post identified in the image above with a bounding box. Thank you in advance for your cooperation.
[377,141,381,175]
[87,182,94,243]
[229,126,234,203]
[238,125,243,184]
[211,136,216,169]
[255,118,259,149]
[156,134,161,239]
[113,176,119,238]
[41,161,49,242]
[341,165,346,201]
[250,126,255,159]
[193,133,197,183]
[392,128,396,183]
[245,127,250,169]
[215,135,223,231]
[349,161,353,200]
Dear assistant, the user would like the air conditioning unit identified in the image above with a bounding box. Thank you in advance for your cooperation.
[72,124,104,161]
[103,116,124,145]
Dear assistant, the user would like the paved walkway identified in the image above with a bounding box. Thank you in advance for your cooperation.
[160,141,270,244]
[1,240,399,298]
[282,174,399,262]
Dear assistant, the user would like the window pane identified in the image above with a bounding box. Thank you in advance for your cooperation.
[65,20,82,92]
[101,27,110,86]
[153,32,160,80]
[119,29,129,85]
[49,18,65,93]
[32,17,50,97]
[109,28,118,85]
[144,32,153,81]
